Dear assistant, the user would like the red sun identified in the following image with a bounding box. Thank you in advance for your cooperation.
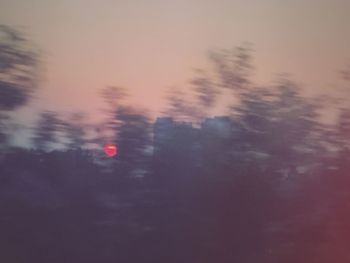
[104,143,117,157]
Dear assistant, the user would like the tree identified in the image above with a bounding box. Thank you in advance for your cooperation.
[0,25,38,111]
[100,86,128,109]
[62,112,89,149]
[237,78,322,173]
[32,111,63,151]
[0,25,38,148]
[209,44,253,93]
[97,86,152,176]
[153,117,199,179]
[206,44,323,173]
[190,69,219,119]
[115,106,152,175]
[163,87,200,123]
[98,86,128,143]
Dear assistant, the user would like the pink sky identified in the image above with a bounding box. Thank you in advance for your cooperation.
[1,0,350,125]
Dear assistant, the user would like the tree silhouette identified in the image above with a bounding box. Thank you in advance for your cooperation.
[115,106,152,176]
[191,69,219,118]
[100,86,128,109]
[0,25,38,148]
[32,111,63,151]
[62,112,89,150]
[0,25,38,111]
[209,44,253,93]
[1,35,349,262]
[99,86,129,143]
[164,88,200,123]
[236,79,322,173]
[153,117,198,180]
[97,86,152,176]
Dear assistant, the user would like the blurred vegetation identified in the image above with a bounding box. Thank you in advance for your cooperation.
[1,26,350,262]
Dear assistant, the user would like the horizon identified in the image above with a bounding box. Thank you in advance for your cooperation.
[1,0,350,146]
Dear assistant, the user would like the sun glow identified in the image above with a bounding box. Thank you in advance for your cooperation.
[104,144,117,157]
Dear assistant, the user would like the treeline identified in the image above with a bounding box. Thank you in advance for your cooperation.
[1,25,350,262]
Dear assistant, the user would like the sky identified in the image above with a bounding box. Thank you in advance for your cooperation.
[1,0,350,128]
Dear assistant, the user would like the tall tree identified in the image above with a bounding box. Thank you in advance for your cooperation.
[191,69,219,119]
[32,111,63,151]
[98,86,152,176]
[99,86,128,143]
[62,112,89,149]
[0,25,39,147]
[0,25,38,111]
[115,106,151,175]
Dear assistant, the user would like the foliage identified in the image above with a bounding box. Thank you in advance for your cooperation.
[0,25,38,111]
[32,111,63,150]
[2,40,350,262]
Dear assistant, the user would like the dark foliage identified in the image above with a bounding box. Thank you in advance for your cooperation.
[1,37,350,262]
[0,25,38,147]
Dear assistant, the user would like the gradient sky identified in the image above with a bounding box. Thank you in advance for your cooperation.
[1,0,350,125]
